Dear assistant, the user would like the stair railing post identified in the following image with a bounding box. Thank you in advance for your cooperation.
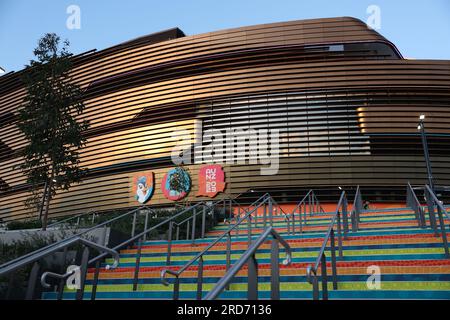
[247,215,252,247]
[299,203,303,233]
[308,192,312,216]
[269,197,273,227]
[76,247,90,300]
[270,239,280,300]
[226,232,232,273]
[25,262,40,300]
[311,270,319,300]
[143,210,149,241]
[133,237,143,291]
[330,229,338,290]
[186,220,190,240]
[166,221,173,265]
[303,201,307,225]
[201,206,206,239]
[247,254,258,300]
[131,211,137,237]
[91,261,101,300]
[342,195,349,238]
[312,193,315,215]
[320,254,328,300]
[425,188,439,236]
[197,256,204,300]
[337,211,343,259]
[263,201,267,228]
[437,205,450,258]
[57,247,68,300]
[226,232,232,290]
[191,208,197,245]
[173,276,180,300]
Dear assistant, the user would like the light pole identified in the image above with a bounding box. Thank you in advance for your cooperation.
[417,114,435,193]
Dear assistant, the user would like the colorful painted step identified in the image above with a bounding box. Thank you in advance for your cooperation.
[41,206,450,300]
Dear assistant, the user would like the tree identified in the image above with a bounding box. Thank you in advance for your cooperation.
[16,33,89,230]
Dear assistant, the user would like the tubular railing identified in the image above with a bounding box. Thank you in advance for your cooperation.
[0,204,154,275]
[47,209,102,229]
[78,199,235,297]
[160,193,287,300]
[0,236,119,300]
[306,190,348,300]
[349,186,363,232]
[424,185,450,258]
[289,190,326,234]
[203,227,292,300]
[0,197,230,300]
[406,182,426,228]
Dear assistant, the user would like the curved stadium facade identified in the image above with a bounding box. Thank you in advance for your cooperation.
[1,17,450,222]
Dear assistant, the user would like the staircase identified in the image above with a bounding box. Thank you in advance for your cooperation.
[42,205,450,300]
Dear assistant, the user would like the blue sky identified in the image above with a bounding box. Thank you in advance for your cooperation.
[1,0,449,73]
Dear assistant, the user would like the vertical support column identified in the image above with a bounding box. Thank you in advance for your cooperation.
[197,256,204,300]
[263,202,267,228]
[91,261,101,300]
[76,247,90,300]
[57,247,68,300]
[166,222,173,266]
[247,254,258,300]
[173,277,180,300]
[425,189,439,236]
[270,240,280,300]
[131,211,137,237]
[342,196,349,238]
[186,220,190,240]
[143,210,149,241]
[330,229,338,290]
[133,238,143,291]
[201,206,206,239]
[25,262,40,300]
[437,206,450,258]
[269,197,273,227]
[337,212,343,259]
[191,208,197,244]
[320,254,328,300]
[226,232,232,291]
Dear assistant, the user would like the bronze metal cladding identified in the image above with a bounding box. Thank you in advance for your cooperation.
[1,17,449,221]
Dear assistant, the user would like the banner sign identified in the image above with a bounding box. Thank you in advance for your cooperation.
[133,172,155,204]
[161,168,191,201]
[197,164,226,198]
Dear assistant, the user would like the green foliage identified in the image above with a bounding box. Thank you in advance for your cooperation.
[15,33,89,228]
[5,219,42,230]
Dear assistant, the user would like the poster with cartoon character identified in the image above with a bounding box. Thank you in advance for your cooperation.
[133,172,155,204]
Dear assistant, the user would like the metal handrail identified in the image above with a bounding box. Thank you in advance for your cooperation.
[424,185,450,258]
[204,227,292,300]
[349,186,363,232]
[0,204,153,274]
[47,208,103,228]
[40,238,120,288]
[406,182,426,228]
[0,236,119,300]
[160,194,282,300]
[289,190,326,234]
[306,190,347,300]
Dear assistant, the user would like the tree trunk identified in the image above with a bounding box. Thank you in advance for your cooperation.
[41,179,53,231]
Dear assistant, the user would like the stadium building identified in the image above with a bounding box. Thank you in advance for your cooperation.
[1,16,450,222]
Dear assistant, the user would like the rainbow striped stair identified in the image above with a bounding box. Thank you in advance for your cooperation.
[42,206,450,300]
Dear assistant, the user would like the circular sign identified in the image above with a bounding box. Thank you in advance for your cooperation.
[161,168,191,201]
